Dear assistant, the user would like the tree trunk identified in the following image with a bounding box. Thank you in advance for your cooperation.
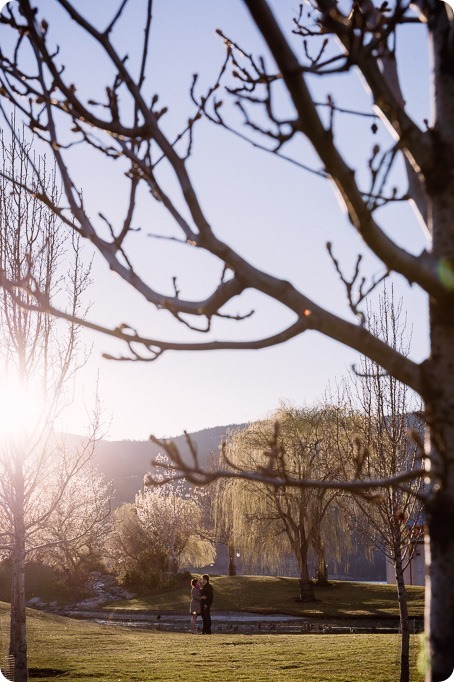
[316,554,328,586]
[425,7,454,680]
[9,562,16,658]
[395,551,410,682]
[313,536,329,586]
[228,540,237,576]
[298,544,315,602]
[298,576,315,602]
[10,460,28,682]
[423,253,454,678]
[425,486,454,682]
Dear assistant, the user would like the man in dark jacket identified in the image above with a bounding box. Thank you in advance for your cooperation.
[200,574,214,634]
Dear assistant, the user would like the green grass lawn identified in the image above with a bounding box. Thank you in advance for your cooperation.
[0,577,426,680]
[2,603,424,681]
[109,575,424,619]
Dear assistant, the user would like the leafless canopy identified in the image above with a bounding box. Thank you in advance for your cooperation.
[0,0,447,398]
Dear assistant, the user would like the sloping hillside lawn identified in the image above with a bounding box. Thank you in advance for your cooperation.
[108,576,424,619]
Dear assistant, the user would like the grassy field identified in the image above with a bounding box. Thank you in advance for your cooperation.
[109,575,425,619]
[0,603,425,681]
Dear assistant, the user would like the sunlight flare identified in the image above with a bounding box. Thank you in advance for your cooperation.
[0,378,43,444]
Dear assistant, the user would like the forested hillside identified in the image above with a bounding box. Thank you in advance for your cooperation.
[92,424,244,506]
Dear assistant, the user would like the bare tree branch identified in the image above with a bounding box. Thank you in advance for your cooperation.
[146,431,425,494]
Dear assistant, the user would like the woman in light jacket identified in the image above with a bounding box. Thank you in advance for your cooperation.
[189,577,201,634]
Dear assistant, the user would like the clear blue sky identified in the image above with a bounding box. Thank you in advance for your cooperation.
[1,1,431,441]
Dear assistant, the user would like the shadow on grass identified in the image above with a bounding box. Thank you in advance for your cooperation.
[29,669,68,678]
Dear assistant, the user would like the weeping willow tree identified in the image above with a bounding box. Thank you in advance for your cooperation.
[212,473,238,577]
[216,405,349,600]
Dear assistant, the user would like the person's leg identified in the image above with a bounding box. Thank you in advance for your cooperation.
[205,606,211,634]
[201,605,208,633]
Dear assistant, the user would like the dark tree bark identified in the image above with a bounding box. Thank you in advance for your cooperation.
[313,536,329,586]
[10,458,27,682]
[295,528,315,602]
[228,540,237,577]
[395,545,410,682]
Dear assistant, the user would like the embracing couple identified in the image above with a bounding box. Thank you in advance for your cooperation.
[189,574,214,635]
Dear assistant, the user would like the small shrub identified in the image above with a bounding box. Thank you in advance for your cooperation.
[0,560,87,604]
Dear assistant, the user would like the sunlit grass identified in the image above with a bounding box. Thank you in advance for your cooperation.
[4,603,423,681]
[110,575,424,619]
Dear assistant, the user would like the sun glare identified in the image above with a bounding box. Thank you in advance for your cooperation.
[0,378,43,444]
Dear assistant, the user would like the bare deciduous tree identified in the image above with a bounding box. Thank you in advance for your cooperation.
[106,503,168,590]
[0,128,93,682]
[137,461,215,574]
[0,1,453,678]
[33,464,113,585]
[107,464,215,590]
[337,289,424,682]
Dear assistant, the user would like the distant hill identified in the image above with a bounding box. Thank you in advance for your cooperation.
[91,423,245,507]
